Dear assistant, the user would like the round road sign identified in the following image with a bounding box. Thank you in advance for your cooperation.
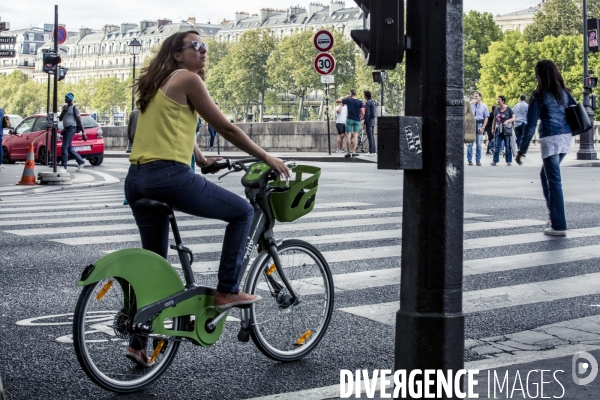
[53,26,68,45]
[314,30,334,52]
[314,53,336,75]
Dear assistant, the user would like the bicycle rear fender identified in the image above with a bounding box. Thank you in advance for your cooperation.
[78,249,184,308]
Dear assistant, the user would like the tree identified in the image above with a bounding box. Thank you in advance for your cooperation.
[463,11,503,94]
[354,54,406,116]
[0,71,45,116]
[91,77,127,121]
[524,0,583,42]
[267,30,322,120]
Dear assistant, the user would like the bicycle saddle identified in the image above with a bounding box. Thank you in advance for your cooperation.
[133,198,173,213]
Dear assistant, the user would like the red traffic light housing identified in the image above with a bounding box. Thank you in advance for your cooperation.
[373,70,385,83]
[351,0,404,70]
[43,52,61,73]
[584,76,598,89]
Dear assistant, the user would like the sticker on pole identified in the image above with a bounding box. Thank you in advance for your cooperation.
[321,75,334,84]
[314,53,336,75]
[313,30,334,52]
[53,26,68,45]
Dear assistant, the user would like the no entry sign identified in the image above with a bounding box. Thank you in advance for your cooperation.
[313,30,334,52]
[314,53,336,75]
[53,26,68,45]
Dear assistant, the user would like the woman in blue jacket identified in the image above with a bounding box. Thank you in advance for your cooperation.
[516,60,574,236]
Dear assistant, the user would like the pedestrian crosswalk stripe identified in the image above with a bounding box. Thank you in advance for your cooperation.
[0,202,126,213]
[0,201,374,220]
[464,226,600,249]
[340,272,600,325]
[0,189,124,202]
[50,217,403,245]
[0,194,124,206]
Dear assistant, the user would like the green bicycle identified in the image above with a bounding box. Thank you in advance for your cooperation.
[72,158,334,393]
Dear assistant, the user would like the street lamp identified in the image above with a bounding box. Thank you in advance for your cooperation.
[126,38,141,153]
[580,0,598,160]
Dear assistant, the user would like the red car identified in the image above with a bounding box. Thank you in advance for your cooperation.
[2,113,105,166]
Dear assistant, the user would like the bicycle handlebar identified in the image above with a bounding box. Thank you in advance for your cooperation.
[200,159,231,174]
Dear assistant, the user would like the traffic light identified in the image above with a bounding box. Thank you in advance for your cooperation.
[588,19,600,52]
[57,66,68,81]
[351,0,404,70]
[373,70,386,84]
[43,52,61,73]
[584,76,598,89]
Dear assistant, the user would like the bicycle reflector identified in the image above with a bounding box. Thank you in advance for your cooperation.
[269,165,321,222]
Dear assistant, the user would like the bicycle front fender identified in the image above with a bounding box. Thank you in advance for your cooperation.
[77,248,185,309]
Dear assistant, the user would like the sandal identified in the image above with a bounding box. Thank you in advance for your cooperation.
[214,292,262,309]
[125,348,155,368]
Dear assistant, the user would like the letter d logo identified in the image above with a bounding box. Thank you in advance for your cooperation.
[572,351,598,385]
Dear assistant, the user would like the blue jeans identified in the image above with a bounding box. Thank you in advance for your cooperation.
[208,126,216,148]
[0,133,3,165]
[541,153,567,231]
[365,122,376,153]
[467,122,484,162]
[124,161,254,293]
[493,134,512,163]
[515,123,527,150]
[61,126,85,168]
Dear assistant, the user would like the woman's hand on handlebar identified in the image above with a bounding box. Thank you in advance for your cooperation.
[197,157,223,172]
[265,155,291,178]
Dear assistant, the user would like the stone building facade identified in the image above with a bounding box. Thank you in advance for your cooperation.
[0,25,52,77]
[494,1,546,33]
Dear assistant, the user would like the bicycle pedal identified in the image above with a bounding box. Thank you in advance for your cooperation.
[237,328,250,342]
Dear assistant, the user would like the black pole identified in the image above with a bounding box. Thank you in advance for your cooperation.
[131,54,136,112]
[45,72,50,166]
[380,70,385,117]
[52,5,58,173]
[579,0,598,160]
[326,82,331,155]
[396,0,465,395]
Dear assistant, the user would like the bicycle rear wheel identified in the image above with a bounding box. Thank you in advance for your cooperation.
[73,278,181,393]
[246,239,334,362]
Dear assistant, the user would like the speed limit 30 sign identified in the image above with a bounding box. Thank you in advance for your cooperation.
[314,53,336,75]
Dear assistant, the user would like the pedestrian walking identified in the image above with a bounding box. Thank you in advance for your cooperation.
[363,90,378,156]
[467,92,490,166]
[207,124,217,151]
[513,94,529,150]
[485,105,496,155]
[516,60,574,236]
[491,96,515,166]
[58,92,87,172]
[335,103,347,153]
[336,89,365,158]
[126,30,290,365]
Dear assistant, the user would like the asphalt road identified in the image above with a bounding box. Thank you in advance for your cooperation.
[1,156,600,399]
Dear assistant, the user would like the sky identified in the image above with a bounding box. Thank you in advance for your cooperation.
[1,1,543,31]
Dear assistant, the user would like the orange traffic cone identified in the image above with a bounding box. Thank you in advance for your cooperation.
[17,143,37,185]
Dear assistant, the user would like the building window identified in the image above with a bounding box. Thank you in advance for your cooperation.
[30,44,36,54]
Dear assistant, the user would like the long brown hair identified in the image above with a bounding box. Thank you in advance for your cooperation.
[135,30,205,112]
[533,60,570,105]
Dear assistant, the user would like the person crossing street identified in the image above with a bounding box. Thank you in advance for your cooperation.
[58,92,87,172]
[467,92,489,166]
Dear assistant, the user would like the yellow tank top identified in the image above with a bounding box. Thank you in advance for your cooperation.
[129,77,197,165]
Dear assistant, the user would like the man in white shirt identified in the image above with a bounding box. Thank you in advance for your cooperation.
[468,91,490,166]
[512,94,529,150]
[335,104,348,153]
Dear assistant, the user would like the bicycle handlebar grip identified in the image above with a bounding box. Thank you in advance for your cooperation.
[201,159,231,174]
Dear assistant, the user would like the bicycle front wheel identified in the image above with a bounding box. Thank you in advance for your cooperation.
[73,278,181,393]
[246,239,334,362]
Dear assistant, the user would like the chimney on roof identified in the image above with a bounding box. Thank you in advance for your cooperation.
[102,24,119,35]
[157,19,172,29]
[120,23,137,33]
[221,19,230,26]
[329,1,344,16]
[235,12,249,24]
[139,20,156,32]
[79,27,92,38]
[187,16,196,26]
[308,3,325,20]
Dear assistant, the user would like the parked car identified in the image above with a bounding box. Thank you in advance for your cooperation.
[2,114,23,136]
[1,113,104,166]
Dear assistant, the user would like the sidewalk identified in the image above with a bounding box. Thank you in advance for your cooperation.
[104,150,378,163]
[0,163,119,196]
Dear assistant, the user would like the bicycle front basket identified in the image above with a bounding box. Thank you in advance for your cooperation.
[269,165,321,223]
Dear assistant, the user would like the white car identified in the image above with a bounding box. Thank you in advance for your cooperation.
[3,114,23,136]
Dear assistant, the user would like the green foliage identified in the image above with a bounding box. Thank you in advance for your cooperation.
[463,11,503,94]
[0,71,45,116]
[354,54,405,115]
[524,0,583,42]
[91,77,128,113]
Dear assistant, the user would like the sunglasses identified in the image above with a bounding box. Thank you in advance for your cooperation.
[181,41,208,52]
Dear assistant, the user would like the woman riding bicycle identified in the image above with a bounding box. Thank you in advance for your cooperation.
[125,30,289,364]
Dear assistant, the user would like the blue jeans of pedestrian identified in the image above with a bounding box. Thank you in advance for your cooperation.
[541,153,567,231]
[467,122,484,162]
[124,161,254,294]
[0,133,3,165]
[365,122,376,153]
[515,123,527,150]
[208,126,216,148]
[493,134,512,163]
[61,125,85,168]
